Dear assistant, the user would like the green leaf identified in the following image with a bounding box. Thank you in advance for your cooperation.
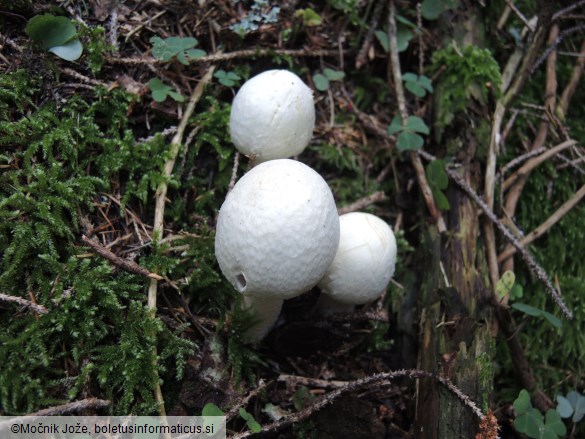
[294,8,322,27]
[432,187,450,210]
[541,311,562,329]
[324,68,345,81]
[510,283,524,299]
[511,303,542,317]
[567,391,585,422]
[421,0,459,20]
[396,26,414,52]
[418,75,434,92]
[514,389,532,415]
[496,270,516,298]
[545,409,567,436]
[406,116,430,134]
[426,159,449,189]
[148,78,185,102]
[202,402,224,416]
[556,395,573,418]
[293,385,315,411]
[405,81,426,97]
[387,115,404,135]
[150,36,205,64]
[239,408,261,433]
[397,132,424,151]
[26,14,77,50]
[48,38,83,61]
[402,72,418,82]
[375,30,389,52]
[313,73,330,91]
[214,70,241,87]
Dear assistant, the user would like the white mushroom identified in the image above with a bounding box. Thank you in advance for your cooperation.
[239,295,283,342]
[215,159,340,338]
[229,70,315,163]
[317,212,397,315]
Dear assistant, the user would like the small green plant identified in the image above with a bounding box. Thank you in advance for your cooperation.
[387,115,430,151]
[403,73,434,98]
[26,14,83,61]
[294,8,323,27]
[239,408,262,433]
[313,68,345,91]
[421,0,460,20]
[556,391,585,424]
[229,0,280,36]
[425,159,450,210]
[214,70,241,87]
[150,36,205,64]
[514,389,567,439]
[293,386,315,411]
[148,78,185,103]
[375,15,418,53]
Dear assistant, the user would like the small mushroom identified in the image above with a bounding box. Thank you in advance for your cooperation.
[229,70,315,163]
[317,212,397,315]
[215,159,340,338]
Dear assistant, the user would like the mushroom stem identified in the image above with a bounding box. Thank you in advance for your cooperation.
[241,295,283,342]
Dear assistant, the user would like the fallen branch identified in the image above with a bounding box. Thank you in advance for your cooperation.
[498,183,585,262]
[81,235,163,281]
[337,191,387,215]
[3,398,110,420]
[230,369,484,438]
[0,293,48,315]
[107,48,341,66]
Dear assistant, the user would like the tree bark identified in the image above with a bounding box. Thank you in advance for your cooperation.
[414,6,495,438]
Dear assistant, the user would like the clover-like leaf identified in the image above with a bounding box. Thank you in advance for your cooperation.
[397,132,424,151]
[214,70,241,87]
[544,409,567,436]
[556,395,573,419]
[406,116,430,134]
[387,115,404,135]
[375,30,389,52]
[396,26,414,52]
[324,68,345,81]
[313,73,330,91]
[202,402,224,417]
[514,389,532,415]
[514,408,544,437]
[150,36,205,64]
[567,391,585,422]
[148,78,185,103]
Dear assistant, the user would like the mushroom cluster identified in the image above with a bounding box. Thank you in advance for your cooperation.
[216,69,397,341]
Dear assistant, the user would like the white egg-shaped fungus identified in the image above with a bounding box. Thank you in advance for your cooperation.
[317,212,397,313]
[215,159,340,300]
[229,70,315,163]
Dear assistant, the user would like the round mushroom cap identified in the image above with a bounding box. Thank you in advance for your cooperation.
[318,212,397,305]
[215,159,340,299]
[229,70,315,163]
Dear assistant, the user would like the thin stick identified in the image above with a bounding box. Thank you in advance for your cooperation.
[4,398,110,419]
[387,0,445,233]
[231,369,484,438]
[502,139,577,191]
[147,66,216,417]
[558,38,585,115]
[447,168,573,319]
[337,191,387,215]
[498,183,585,262]
[82,235,163,280]
[0,293,48,315]
[107,48,341,66]
[504,0,535,31]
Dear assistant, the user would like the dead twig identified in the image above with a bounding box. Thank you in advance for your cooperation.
[387,0,446,233]
[498,183,585,262]
[2,398,110,420]
[337,191,387,215]
[81,235,163,281]
[0,293,48,315]
[107,48,341,66]
[502,139,577,191]
[230,369,484,438]
[146,66,216,418]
